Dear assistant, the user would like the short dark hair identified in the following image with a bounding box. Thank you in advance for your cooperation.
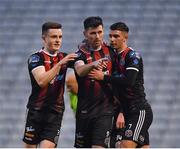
[42,22,62,35]
[110,22,129,33]
[83,16,103,30]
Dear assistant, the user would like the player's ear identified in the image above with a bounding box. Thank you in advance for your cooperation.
[124,32,128,40]
[42,34,45,40]
[122,32,128,42]
[83,30,87,39]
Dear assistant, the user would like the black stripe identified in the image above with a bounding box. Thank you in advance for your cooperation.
[88,52,95,98]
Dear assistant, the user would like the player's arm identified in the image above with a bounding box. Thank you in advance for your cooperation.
[89,55,140,87]
[104,52,140,86]
[74,60,94,77]
[32,63,61,88]
[88,65,138,86]
[32,53,77,88]
[103,69,138,86]
[74,58,107,77]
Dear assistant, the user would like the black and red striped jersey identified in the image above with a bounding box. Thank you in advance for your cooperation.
[104,47,147,112]
[75,43,116,117]
[27,49,68,113]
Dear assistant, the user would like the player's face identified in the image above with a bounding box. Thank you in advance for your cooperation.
[43,28,62,53]
[109,30,126,51]
[84,25,104,50]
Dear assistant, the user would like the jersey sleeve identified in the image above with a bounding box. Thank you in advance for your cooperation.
[28,53,44,72]
[126,50,141,72]
[107,46,116,73]
[103,50,141,87]
[74,50,86,64]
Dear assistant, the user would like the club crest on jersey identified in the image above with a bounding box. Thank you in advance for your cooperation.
[29,55,40,63]
[133,59,139,65]
[125,130,133,137]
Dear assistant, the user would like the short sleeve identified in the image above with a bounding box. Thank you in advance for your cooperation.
[126,50,141,72]
[74,50,86,64]
[28,53,44,72]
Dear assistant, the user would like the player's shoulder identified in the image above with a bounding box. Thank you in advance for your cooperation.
[29,49,44,56]
[28,49,43,64]
[103,41,113,49]
[127,47,141,60]
[102,43,116,56]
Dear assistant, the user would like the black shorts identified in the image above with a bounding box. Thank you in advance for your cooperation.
[122,105,153,147]
[110,111,124,148]
[22,108,63,145]
[110,128,124,148]
[74,114,113,148]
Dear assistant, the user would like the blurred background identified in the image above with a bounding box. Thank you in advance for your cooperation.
[0,0,180,147]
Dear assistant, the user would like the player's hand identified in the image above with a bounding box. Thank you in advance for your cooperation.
[59,53,78,66]
[92,57,108,70]
[116,112,125,129]
[88,69,104,80]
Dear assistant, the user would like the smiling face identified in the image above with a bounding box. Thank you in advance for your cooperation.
[109,30,128,52]
[42,28,62,54]
[84,25,104,50]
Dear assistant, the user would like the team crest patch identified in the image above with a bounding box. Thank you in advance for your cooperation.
[133,59,139,65]
[125,130,133,137]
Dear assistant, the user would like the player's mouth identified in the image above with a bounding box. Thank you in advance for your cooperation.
[54,44,60,47]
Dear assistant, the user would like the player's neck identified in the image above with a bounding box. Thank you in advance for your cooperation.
[89,45,101,52]
[117,45,128,53]
[87,41,102,52]
[43,47,58,56]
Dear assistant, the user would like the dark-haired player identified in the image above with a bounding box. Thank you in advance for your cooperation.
[74,16,116,148]
[89,22,153,148]
[23,22,77,148]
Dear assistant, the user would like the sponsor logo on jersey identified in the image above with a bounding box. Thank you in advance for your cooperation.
[104,131,110,147]
[26,126,35,132]
[29,55,40,63]
[129,51,136,58]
